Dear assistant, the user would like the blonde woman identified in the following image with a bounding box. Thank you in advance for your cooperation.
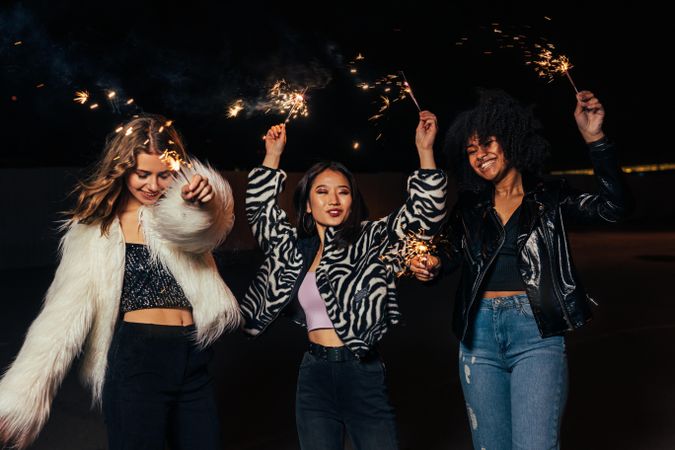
[0,114,241,449]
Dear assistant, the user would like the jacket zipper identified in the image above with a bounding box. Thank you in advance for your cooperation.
[462,208,505,339]
[543,213,575,329]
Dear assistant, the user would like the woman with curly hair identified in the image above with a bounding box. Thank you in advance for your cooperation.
[411,90,631,449]
[0,114,241,449]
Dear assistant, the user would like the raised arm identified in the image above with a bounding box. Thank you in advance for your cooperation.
[246,124,297,255]
[560,91,633,223]
[386,111,448,240]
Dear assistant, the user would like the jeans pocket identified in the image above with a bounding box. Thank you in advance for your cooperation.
[353,358,385,375]
[520,301,535,318]
[299,352,316,369]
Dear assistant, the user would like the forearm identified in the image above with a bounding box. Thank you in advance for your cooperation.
[262,153,281,170]
[417,148,436,169]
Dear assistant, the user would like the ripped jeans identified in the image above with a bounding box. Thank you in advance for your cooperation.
[459,294,568,450]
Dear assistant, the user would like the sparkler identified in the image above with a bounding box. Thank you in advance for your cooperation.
[380,230,438,278]
[263,80,310,122]
[400,230,436,271]
[530,47,578,93]
[159,150,192,183]
[399,71,421,111]
[283,90,307,122]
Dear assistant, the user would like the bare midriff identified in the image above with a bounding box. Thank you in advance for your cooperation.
[123,307,194,326]
[483,290,526,298]
[308,328,344,347]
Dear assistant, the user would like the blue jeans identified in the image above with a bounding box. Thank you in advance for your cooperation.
[295,351,399,450]
[459,294,568,450]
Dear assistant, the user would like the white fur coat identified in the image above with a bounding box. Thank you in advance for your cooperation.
[0,160,241,447]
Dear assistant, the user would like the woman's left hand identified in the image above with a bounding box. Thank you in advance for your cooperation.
[574,90,606,143]
[181,174,214,203]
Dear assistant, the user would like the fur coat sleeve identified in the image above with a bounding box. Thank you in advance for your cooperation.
[0,223,97,448]
[145,158,235,254]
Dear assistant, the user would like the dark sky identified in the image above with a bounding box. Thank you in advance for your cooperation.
[1,0,670,171]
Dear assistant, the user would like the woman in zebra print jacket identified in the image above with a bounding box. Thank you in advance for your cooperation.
[240,111,447,450]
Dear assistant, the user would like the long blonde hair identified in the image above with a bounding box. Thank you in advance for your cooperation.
[68,114,189,234]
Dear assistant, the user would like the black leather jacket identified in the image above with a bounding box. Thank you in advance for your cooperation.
[442,137,632,340]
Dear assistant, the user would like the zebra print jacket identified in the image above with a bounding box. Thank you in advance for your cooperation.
[240,166,447,357]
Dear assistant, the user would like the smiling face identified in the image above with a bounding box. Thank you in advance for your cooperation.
[124,152,174,206]
[307,169,353,231]
[466,134,512,183]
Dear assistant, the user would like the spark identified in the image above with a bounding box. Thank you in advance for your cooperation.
[530,48,578,93]
[73,90,90,104]
[227,99,245,118]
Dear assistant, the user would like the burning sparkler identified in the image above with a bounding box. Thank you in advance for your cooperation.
[284,88,308,123]
[380,230,439,278]
[529,47,578,93]
[400,230,436,271]
[399,71,421,111]
[159,150,192,183]
[265,80,309,123]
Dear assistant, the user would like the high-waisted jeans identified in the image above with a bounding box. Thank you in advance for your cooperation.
[459,294,568,450]
[102,321,221,450]
[295,350,399,450]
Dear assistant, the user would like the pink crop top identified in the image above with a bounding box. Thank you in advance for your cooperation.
[297,272,334,331]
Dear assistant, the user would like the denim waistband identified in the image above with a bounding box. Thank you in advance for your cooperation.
[480,293,529,308]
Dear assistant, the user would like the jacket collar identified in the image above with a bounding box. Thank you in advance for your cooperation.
[471,172,545,211]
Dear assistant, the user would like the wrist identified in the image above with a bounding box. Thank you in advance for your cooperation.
[580,130,605,144]
[262,153,281,169]
[418,151,436,169]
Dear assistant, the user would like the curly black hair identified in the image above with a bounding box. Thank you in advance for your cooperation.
[444,89,551,192]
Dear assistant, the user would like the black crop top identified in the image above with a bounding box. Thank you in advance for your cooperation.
[482,206,527,292]
[120,243,192,313]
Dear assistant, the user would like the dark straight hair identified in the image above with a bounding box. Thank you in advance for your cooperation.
[293,161,368,248]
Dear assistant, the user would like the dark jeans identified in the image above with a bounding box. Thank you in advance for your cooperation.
[295,351,399,450]
[102,322,222,450]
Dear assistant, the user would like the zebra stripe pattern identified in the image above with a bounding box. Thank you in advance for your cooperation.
[240,166,447,355]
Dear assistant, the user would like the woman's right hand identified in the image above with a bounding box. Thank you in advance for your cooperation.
[409,254,441,282]
[262,124,286,169]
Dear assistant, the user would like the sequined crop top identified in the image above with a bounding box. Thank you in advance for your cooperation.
[120,243,192,313]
